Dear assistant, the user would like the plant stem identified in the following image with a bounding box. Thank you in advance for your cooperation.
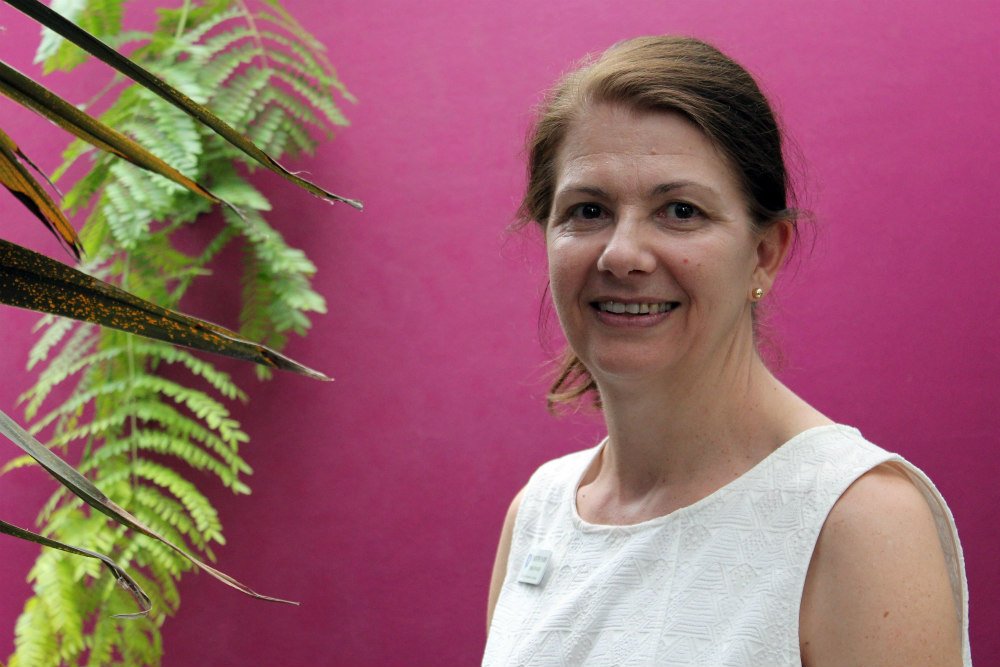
[122,254,139,492]
[236,0,270,71]
[174,0,193,41]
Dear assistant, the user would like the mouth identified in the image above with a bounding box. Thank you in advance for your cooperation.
[592,300,680,315]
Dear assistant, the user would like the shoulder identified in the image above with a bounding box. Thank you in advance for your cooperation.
[823,462,931,533]
[487,486,526,632]
[487,446,597,630]
[800,463,963,667]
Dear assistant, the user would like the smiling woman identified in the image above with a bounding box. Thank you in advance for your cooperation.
[483,36,971,667]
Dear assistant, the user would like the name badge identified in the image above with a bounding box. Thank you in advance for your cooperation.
[517,549,552,586]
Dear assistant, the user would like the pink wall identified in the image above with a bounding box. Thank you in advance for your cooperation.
[1,0,998,664]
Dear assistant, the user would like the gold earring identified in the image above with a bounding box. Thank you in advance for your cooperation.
[752,287,764,300]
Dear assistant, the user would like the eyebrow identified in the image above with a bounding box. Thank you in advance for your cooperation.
[651,181,720,198]
[554,180,721,201]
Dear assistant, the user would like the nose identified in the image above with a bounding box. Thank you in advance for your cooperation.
[596,215,655,278]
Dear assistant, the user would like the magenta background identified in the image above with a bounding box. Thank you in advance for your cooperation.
[1,0,998,664]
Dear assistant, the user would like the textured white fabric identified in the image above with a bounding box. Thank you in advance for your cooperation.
[483,425,971,666]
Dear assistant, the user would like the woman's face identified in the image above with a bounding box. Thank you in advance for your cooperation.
[545,103,784,387]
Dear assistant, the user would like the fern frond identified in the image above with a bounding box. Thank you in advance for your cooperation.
[197,25,258,61]
[145,549,182,609]
[153,0,229,41]
[121,105,203,176]
[36,0,125,74]
[37,486,72,525]
[84,430,251,491]
[134,342,247,402]
[47,399,154,448]
[257,9,356,102]
[283,116,317,156]
[27,316,76,371]
[256,8,326,55]
[118,609,161,665]
[255,86,328,131]
[10,597,58,667]
[20,342,127,421]
[128,531,192,579]
[259,29,341,88]
[21,322,99,420]
[178,5,244,45]
[1,455,39,476]
[30,371,243,445]
[85,601,118,667]
[102,179,155,249]
[270,68,348,127]
[207,66,271,130]
[106,29,155,50]
[131,485,209,551]
[208,165,271,211]
[78,204,113,257]
[247,104,288,155]
[31,552,86,661]
[131,460,223,540]
[197,41,263,92]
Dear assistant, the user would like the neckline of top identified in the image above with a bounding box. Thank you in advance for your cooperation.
[570,423,862,532]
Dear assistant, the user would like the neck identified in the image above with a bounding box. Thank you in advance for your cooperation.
[590,340,827,504]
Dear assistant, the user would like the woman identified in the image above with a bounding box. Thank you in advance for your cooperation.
[484,37,970,666]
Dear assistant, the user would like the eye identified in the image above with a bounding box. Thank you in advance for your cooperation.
[570,203,606,220]
[665,202,701,220]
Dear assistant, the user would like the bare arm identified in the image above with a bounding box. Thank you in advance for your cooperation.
[800,464,963,667]
[486,487,525,635]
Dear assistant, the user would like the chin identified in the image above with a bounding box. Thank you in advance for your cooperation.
[585,351,680,385]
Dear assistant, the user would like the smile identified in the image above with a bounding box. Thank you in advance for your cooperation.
[594,301,678,315]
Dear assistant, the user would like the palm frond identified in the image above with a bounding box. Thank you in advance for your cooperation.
[0,60,221,205]
[0,239,330,379]
[0,127,83,258]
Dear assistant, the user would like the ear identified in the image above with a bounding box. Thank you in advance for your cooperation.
[752,219,794,291]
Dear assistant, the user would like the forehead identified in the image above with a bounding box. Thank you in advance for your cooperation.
[554,103,742,197]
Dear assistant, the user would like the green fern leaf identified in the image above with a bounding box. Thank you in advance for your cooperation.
[269,68,348,127]
[134,342,247,402]
[85,603,118,667]
[255,86,328,131]
[131,460,223,540]
[21,322,99,420]
[208,66,271,130]
[197,41,262,92]
[177,6,244,45]
[10,597,58,667]
[32,552,86,661]
[27,316,75,371]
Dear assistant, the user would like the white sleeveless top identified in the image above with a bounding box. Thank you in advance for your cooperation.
[483,425,971,666]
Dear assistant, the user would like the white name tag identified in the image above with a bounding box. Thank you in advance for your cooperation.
[517,549,552,586]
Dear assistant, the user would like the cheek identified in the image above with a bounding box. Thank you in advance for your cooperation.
[546,251,575,308]
[546,239,593,313]
[673,242,749,303]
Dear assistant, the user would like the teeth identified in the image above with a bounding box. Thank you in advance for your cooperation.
[598,301,674,314]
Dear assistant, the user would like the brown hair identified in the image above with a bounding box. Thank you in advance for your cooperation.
[521,36,798,410]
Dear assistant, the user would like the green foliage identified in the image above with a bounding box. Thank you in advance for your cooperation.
[35,0,126,74]
[7,0,351,663]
